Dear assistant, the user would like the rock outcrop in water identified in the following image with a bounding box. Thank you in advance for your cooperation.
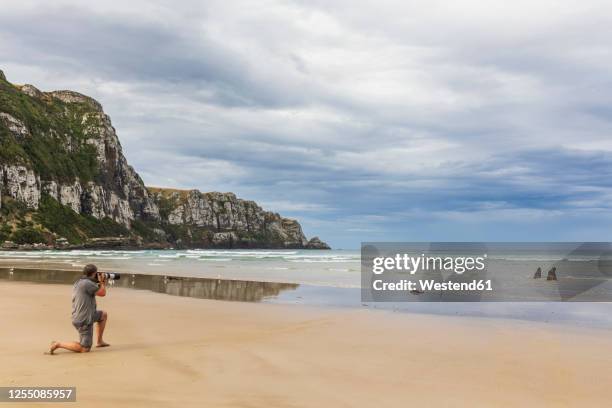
[533,267,542,279]
[0,70,328,249]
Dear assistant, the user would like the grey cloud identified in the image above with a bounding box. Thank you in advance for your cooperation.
[0,4,315,108]
[2,0,612,246]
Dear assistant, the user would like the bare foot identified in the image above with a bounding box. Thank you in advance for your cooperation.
[96,342,110,348]
[49,341,59,355]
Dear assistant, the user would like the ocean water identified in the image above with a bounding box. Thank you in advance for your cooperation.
[1,247,611,328]
[0,249,362,287]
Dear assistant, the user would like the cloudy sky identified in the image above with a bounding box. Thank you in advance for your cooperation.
[2,0,612,248]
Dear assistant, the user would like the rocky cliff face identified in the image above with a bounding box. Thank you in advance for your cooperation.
[0,80,159,227]
[149,188,322,248]
[0,70,328,249]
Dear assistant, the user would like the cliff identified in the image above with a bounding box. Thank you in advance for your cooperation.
[0,70,329,249]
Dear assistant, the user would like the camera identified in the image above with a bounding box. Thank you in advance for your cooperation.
[97,272,121,282]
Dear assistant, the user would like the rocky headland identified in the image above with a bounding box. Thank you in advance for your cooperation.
[0,69,329,250]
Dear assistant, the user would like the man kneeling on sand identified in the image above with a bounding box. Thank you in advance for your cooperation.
[50,264,110,354]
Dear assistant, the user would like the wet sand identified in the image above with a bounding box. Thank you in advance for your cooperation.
[1,281,611,407]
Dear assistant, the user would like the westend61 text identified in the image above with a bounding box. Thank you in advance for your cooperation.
[372,279,493,292]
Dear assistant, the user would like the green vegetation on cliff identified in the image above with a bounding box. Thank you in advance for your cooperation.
[0,75,100,182]
[0,194,129,245]
[35,194,128,244]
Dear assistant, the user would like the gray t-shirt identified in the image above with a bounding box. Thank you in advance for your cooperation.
[72,277,99,325]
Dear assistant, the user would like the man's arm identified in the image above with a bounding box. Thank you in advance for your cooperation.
[96,275,106,297]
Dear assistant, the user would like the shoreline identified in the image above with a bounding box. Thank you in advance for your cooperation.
[1,280,611,407]
[3,265,612,330]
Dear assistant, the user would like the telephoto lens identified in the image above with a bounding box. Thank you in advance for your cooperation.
[98,272,121,282]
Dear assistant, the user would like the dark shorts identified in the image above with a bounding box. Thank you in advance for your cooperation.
[72,310,104,349]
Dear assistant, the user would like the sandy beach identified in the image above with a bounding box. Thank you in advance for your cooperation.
[1,281,611,407]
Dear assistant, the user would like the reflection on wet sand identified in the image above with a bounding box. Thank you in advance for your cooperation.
[0,268,299,302]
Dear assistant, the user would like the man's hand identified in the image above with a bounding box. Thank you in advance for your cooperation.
[96,273,107,297]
